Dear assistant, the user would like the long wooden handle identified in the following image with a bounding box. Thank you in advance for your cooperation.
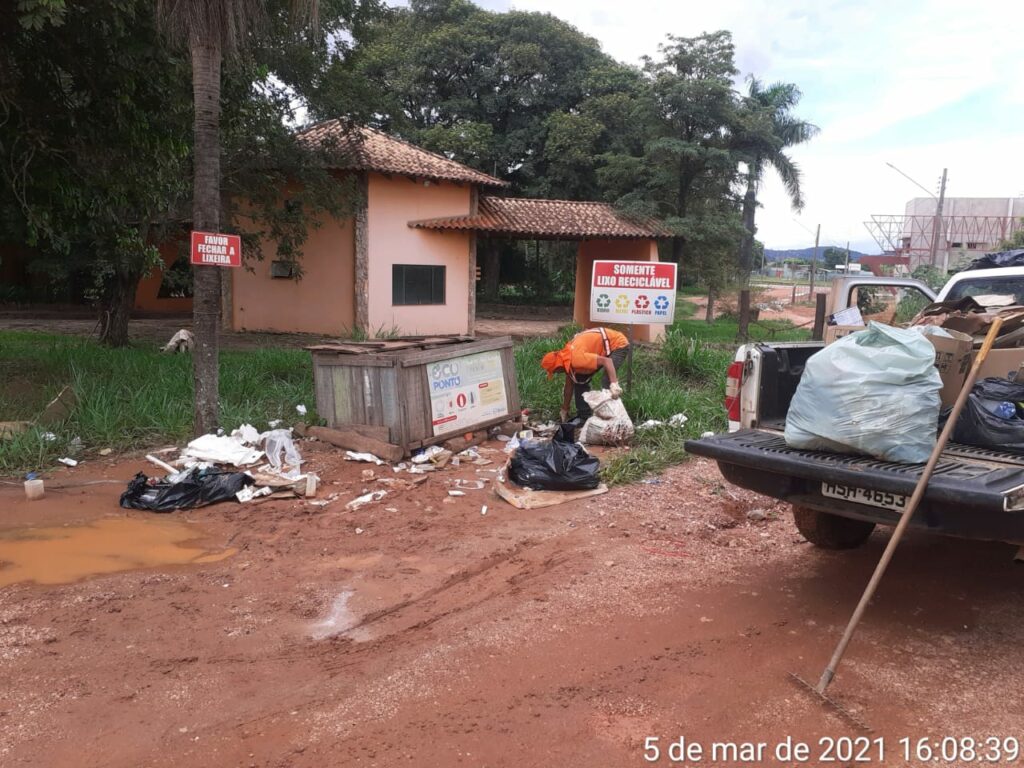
[816,317,1004,694]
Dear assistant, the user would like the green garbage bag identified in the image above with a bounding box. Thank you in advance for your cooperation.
[784,322,941,463]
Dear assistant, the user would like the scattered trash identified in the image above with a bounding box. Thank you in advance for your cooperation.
[447,490,466,497]
[700,431,715,438]
[161,329,195,353]
[495,434,511,442]
[509,424,601,491]
[668,413,688,428]
[480,505,488,515]
[99,448,113,456]
[355,527,364,535]
[385,507,398,512]
[457,448,481,461]
[579,389,635,446]
[57,457,78,467]
[236,485,272,503]
[267,419,282,428]
[345,451,384,465]
[345,490,387,511]
[453,478,487,490]
[24,479,44,501]
[503,436,521,454]
[360,469,376,481]
[637,419,664,430]
[411,445,446,464]
[181,432,264,467]
[41,432,57,442]
[120,469,255,512]
[746,508,768,522]
[296,404,308,416]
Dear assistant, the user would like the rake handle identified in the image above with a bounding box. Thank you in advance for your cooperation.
[816,317,1004,694]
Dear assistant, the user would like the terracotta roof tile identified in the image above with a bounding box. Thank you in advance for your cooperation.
[296,121,507,188]
[409,196,670,239]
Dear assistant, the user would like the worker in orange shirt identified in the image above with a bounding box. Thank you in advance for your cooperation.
[541,327,629,423]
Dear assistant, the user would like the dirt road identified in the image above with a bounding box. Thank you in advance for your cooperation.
[2,442,1022,767]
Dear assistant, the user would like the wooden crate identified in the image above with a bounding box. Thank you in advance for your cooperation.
[309,336,520,456]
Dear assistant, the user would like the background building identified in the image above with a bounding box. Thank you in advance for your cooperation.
[866,196,1024,272]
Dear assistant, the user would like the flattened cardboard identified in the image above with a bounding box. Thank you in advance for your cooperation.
[924,330,973,408]
[973,348,1024,382]
[824,325,866,345]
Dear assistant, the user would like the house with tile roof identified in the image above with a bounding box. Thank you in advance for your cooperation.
[213,122,669,338]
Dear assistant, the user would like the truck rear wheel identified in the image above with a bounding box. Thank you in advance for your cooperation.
[792,505,875,549]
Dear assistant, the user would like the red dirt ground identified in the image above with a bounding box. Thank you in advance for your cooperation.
[2,439,1023,767]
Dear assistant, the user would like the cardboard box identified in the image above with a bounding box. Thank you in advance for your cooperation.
[925,330,973,408]
[824,324,866,344]
[973,347,1024,382]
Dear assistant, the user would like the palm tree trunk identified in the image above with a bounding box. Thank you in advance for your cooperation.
[738,172,757,287]
[190,39,223,436]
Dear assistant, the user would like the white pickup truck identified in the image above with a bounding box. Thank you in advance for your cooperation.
[685,267,1024,549]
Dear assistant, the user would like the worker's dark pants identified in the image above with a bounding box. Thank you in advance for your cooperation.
[573,346,629,420]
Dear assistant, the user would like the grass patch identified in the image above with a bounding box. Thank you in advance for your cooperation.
[0,331,314,475]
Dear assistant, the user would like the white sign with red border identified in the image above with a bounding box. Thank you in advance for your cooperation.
[589,260,678,324]
[190,230,241,267]
[428,350,509,436]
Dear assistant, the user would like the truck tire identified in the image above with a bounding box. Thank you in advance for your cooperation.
[792,505,875,549]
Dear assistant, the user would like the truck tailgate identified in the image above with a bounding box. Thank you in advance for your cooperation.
[685,429,1024,515]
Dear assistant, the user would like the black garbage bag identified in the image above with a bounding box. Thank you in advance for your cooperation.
[947,377,1024,453]
[966,249,1024,271]
[509,423,601,491]
[119,468,254,512]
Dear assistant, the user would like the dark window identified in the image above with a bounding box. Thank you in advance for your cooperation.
[270,260,298,279]
[393,264,445,305]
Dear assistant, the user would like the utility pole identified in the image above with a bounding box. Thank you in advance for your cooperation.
[809,223,820,299]
[929,168,948,270]
[845,241,851,272]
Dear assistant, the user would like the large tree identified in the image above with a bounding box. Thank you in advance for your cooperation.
[155,0,328,435]
[612,32,743,267]
[733,77,817,284]
[0,1,193,346]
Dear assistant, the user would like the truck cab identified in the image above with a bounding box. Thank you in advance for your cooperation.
[687,273,1024,549]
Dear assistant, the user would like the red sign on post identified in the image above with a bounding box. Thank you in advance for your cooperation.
[190,231,241,267]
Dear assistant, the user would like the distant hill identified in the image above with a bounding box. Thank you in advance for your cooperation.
[764,247,871,262]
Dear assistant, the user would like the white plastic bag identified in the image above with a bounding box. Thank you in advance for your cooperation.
[579,389,634,445]
[784,322,941,463]
[263,429,303,478]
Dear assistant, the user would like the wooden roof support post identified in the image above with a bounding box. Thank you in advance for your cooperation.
[467,187,479,337]
[354,173,370,334]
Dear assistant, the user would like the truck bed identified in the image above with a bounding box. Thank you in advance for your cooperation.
[685,429,1024,543]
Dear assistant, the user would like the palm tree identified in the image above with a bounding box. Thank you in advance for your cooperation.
[156,1,318,435]
[735,77,818,285]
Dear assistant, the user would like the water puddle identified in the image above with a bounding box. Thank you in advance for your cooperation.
[0,516,235,588]
[310,590,372,642]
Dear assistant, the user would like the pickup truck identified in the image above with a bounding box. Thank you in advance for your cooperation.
[684,267,1024,549]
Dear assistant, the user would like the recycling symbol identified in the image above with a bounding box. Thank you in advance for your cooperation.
[654,295,670,310]
[635,294,650,310]
[614,294,630,311]
[596,293,611,310]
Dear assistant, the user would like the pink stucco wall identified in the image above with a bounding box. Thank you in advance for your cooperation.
[231,211,356,335]
[366,172,472,336]
[574,239,665,343]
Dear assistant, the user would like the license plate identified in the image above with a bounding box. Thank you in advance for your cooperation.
[821,482,908,512]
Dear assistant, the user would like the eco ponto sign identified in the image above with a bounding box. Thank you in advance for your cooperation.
[190,230,241,267]
[589,260,677,324]
[428,350,508,436]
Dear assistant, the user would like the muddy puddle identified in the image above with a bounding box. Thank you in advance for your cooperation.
[0,516,235,588]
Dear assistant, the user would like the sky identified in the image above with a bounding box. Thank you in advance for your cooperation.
[439,0,1024,253]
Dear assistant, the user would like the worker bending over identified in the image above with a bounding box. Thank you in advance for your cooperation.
[541,327,629,423]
